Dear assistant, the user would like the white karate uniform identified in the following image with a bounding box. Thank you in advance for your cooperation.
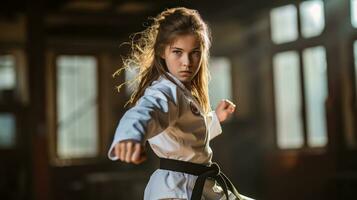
[108,73,251,200]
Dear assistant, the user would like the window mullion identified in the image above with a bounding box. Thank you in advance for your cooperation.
[298,49,309,148]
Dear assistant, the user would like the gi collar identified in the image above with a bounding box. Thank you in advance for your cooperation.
[162,72,191,95]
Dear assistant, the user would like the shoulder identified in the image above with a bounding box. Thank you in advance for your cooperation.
[144,77,181,103]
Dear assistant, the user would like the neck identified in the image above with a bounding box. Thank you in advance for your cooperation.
[183,82,192,90]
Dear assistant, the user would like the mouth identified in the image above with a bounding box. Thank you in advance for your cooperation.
[179,71,192,77]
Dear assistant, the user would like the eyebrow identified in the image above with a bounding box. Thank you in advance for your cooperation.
[170,47,200,51]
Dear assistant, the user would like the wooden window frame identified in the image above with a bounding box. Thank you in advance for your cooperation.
[346,23,357,150]
[269,1,329,151]
[47,51,105,166]
[0,48,27,152]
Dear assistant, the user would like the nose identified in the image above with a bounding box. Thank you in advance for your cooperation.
[182,54,191,68]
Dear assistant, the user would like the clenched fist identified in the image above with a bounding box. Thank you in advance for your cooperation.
[215,99,236,122]
[114,140,147,164]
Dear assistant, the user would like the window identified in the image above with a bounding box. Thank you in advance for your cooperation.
[270,5,298,44]
[56,55,99,159]
[352,0,357,28]
[273,51,304,149]
[209,57,232,108]
[300,0,325,38]
[270,1,328,149]
[0,55,16,91]
[0,54,18,149]
[270,0,325,44]
[302,46,328,147]
[272,48,328,149]
[0,113,16,148]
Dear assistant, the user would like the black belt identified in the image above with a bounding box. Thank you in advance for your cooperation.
[159,158,242,200]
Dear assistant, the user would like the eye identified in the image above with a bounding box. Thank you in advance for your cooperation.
[172,50,182,55]
[191,51,201,57]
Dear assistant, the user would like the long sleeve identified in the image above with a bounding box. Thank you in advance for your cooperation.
[206,111,222,141]
[108,85,179,160]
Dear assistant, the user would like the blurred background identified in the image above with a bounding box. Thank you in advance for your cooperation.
[1,0,357,199]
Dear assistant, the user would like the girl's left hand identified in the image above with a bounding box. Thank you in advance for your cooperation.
[215,99,236,122]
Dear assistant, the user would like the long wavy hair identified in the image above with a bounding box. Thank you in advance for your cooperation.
[114,7,212,113]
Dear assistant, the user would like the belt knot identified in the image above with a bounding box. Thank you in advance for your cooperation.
[159,158,243,200]
[208,162,220,177]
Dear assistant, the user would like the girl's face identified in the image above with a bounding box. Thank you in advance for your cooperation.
[161,34,201,88]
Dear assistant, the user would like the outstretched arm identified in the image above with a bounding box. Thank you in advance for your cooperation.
[108,86,180,164]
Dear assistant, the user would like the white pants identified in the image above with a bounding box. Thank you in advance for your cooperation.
[144,169,246,200]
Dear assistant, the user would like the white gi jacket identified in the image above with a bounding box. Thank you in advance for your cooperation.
[108,73,241,200]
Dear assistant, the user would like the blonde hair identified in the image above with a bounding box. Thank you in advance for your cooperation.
[114,7,212,113]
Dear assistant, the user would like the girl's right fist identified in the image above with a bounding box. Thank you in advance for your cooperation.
[114,140,147,164]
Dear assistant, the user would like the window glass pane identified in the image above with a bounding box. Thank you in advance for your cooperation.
[300,0,325,38]
[0,113,16,148]
[56,56,98,158]
[273,51,304,149]
[270,5,298,44]
[302,46,328,147]
[352,0,357,28]
[0,55,16,90]
[209,57,232,108]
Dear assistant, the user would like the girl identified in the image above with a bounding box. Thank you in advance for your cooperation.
[108,7,253,200]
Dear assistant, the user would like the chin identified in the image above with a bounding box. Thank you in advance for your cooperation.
[179,77,191,83]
